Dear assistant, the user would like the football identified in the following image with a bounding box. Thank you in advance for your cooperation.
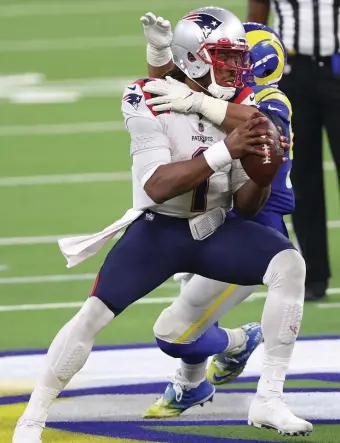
[241,117,285,187]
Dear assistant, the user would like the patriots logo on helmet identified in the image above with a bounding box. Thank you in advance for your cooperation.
[123,93,142,110]
[183,13,223,39]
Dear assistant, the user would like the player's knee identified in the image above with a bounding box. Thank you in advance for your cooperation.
[153,307,189,358]
[74,297,114,338]
[153,307,177,343]
[278,248,306,281]
[264,249,306,300]
[153,305,191,344]
[173,272,194,292]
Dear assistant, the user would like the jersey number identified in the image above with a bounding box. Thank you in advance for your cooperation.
[191,147,209,212]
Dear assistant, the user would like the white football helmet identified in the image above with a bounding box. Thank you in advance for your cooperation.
[171,7,251,100]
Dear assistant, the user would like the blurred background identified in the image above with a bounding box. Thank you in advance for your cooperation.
[0,0,339,353]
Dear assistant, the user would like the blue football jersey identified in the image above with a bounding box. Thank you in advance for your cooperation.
[254,85,295,216]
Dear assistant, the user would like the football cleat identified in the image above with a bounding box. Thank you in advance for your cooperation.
[248,394,313,436]
[143,370,215,418]
[207,322,263,385]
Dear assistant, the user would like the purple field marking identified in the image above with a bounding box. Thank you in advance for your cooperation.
[1,334,340,358]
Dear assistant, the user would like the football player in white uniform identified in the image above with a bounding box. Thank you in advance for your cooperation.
[13,7,311,443]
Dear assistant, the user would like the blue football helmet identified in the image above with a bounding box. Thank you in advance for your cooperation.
[243,22,287,86]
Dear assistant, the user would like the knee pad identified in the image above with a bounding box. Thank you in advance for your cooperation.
[173,272,194,292]
[263,249,306,299]
[173,272,194,283]
[75,297,114,338]
[153,305,193,344]
[263,249,305,343]
[279,303,303,344]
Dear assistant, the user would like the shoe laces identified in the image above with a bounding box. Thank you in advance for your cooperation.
[173,382,185,402]
[169,369,190,402]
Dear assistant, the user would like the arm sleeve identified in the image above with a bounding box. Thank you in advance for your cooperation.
[127,116,171,187]
[122,78,172,187]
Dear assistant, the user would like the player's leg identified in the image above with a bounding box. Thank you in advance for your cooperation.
[145,215,290,418]
[152,218,310,434]
[174,214,290,388]
[206,213,290,384]
[154,279,260,374]
[250,209,290,238]
[198,218,311,435]
[154,213,290,386]
[13,212,191,443]
[143,279,259,418]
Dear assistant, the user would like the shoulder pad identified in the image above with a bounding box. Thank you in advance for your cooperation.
[122,78,169,120]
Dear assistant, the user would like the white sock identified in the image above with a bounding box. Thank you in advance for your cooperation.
[180,360,207,385]
[223,327,247,354]
[23,297,114,422]
[257,249,305,398]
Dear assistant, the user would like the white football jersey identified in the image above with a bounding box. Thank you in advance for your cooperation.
[121,78,251,218]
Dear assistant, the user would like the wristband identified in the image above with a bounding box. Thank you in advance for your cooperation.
[147,43,172,67]
[201,95,228,125]
[203,140,232,172]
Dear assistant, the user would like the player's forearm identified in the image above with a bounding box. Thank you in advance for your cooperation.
[233,180,271,217]
[146,43,174,78]
[148,60,174,78]
[247,0,270,24]
[221,103,259,134]
[189,96,259,135]
[144,156,214,204]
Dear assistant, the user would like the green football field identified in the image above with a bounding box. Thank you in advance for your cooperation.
[1,1,340,442]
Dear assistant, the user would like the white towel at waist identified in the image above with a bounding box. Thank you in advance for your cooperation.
[58,208,143,268]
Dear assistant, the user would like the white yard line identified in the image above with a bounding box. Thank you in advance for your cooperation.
[0,234,88,246]
[0,273,97,284]
[323,161,336,171]
[0,0,230,18]
[0,75,135,103]
[0,274,179,286]
[0,296,178,312]
[0,163,336,186]
[0,121,124,136]
[317,303,340,308]
[285,219,340,230]
[1,287,340,312]
[0,172,131,186]
[0,36,143,53]
[1,220,340,247]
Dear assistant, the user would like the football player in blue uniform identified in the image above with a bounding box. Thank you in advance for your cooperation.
[141,15,303,436]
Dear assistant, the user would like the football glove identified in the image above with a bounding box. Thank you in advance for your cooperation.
[140,12,173,49]
[143,76,228,125]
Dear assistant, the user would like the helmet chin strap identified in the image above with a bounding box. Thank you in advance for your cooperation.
[207,82,236,100]
[181,61,236,102]
[207,67,236,101]
[203,47,236,101]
